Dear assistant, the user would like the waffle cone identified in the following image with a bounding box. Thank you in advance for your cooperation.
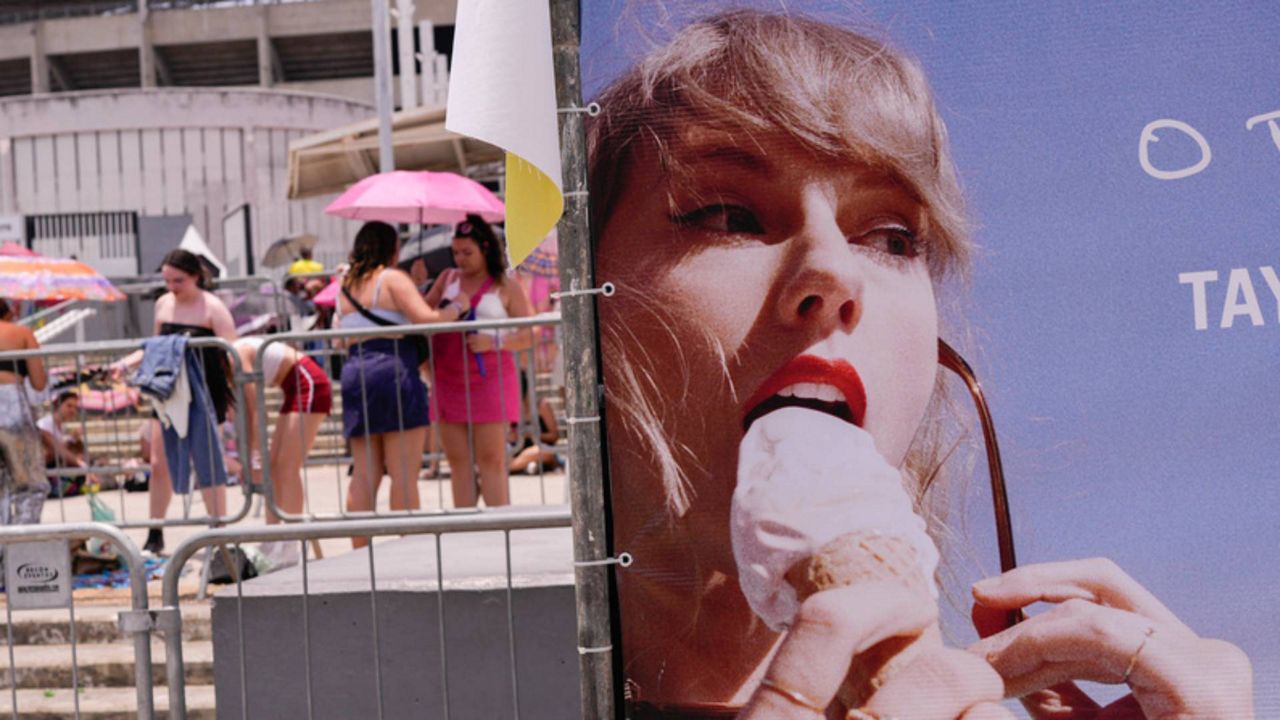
[784,531,941,711]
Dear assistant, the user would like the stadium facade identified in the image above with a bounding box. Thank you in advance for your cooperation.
[0,0,459,272]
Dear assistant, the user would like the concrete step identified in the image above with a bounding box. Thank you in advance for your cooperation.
[1,605,210,646]
[0,684,215,719]
[0,640,213,690]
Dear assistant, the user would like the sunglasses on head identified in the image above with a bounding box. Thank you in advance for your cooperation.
[455,220,480,239]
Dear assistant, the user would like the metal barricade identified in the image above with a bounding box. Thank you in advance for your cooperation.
[0,337,254,532]
[0,522,154,719]
[244,313,567,525]
[158,507,575,719]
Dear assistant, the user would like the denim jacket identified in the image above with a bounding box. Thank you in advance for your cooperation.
[131,335,186,400]
[132,336,192,438]
[131,336,226,494]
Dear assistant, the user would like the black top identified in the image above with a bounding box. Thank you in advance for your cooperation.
[0,358,27,377]
[160,322,232,424]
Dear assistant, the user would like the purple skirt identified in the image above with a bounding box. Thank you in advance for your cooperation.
[341,339,429,438]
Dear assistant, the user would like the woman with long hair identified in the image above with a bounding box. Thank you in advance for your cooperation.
[337,221,470,547]
[235,336,332,566]
[0,298,50,527]
[425,215,534,509]
[115,249,237,554]
[590,10,1252,719]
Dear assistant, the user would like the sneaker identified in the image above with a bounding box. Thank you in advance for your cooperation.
[257,540,301,574]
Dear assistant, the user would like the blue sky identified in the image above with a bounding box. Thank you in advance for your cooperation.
[584,1,1280,713]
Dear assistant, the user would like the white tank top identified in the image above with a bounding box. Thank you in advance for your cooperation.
[234,337,289,385]
[444,278,509,321]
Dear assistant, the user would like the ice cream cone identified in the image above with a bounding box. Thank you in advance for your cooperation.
[785,531,942,710]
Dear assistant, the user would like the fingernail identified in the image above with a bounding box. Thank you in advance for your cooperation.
[972,578,996,595]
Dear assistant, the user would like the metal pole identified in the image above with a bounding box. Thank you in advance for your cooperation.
[396,0,419,110]
[550,0,617,717]
[371,0,396,172]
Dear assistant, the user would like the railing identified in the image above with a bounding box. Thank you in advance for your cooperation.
[157,507,574,719]
[0,509,575,718]
[0,336,254,530]
[0,522,154,718]
[0,311,566,536]
[248,312,565,525]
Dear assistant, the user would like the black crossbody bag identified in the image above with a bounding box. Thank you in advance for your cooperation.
[340,285,431,364]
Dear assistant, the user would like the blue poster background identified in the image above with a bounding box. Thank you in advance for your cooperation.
[583,1,1280,713]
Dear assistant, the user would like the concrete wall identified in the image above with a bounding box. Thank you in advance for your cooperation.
[209,525,582,719]
[0,88,373,270]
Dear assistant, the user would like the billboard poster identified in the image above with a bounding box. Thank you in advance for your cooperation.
[583,2,1275,718]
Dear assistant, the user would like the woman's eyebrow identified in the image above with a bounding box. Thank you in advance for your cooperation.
[684,145,773,175]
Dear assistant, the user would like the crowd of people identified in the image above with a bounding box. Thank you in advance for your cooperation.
[0,215,563,561]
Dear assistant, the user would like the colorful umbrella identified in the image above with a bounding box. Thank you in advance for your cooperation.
[324,170,505,225]
[517,233,558,278]
[0,256,125,302]
[0,242,38,257]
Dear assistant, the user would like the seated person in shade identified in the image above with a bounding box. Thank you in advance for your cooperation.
[38,391,99,496]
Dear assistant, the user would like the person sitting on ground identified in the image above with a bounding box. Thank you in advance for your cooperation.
[38,391,99,497]
[509,394,560,476]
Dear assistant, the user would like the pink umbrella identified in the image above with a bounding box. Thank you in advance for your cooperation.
[312,277,340,308]
[0,241,38,257]
[324,171,505,225]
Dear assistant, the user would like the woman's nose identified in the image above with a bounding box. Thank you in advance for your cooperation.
[776,223,861,335]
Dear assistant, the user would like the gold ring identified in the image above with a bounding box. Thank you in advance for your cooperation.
[759,677,825,714]
[1122,626,1156,684]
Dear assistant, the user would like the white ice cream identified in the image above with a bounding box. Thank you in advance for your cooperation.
[732,407,940,631]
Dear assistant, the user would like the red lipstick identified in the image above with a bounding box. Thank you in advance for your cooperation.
[742,355,867,430]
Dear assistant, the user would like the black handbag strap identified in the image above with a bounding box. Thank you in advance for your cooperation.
[341,284,399,328]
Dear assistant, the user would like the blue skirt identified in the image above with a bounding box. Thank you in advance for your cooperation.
[341,339,430,438]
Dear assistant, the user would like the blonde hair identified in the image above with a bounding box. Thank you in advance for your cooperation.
[589,10,973,519]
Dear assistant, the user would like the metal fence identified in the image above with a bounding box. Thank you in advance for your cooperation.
[0,312,565,539]
[157,508,575,719]
[0,522,154,719]
[245,313,566,528]
[0,509,574,719]
[0,336,254,532]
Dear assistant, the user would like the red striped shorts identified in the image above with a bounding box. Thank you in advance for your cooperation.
[279,356,332,415]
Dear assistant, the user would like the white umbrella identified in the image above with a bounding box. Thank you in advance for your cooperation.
[261,233,319,269]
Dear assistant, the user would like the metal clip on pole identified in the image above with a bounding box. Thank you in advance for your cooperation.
[552,282,615,301]
[573,551,632,568]
[558,102,602,116]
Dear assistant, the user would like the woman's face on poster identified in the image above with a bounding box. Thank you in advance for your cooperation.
[599,128,940,522]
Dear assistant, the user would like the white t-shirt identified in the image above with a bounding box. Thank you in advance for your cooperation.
[234,337,289,386]
[37,414,66,444]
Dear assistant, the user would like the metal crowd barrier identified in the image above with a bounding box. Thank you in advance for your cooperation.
[0,522,154,719]
[245,312,566,525]
[0,336,254,531]
[158,507,574,719]
[0,312,567,538]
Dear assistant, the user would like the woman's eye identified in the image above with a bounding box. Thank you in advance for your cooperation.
[855,225,922,259]
[672,204,764,234]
